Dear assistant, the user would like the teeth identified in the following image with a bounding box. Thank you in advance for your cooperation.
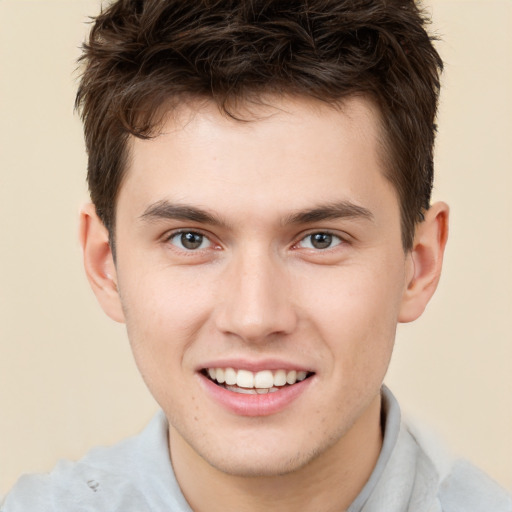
[286,370,297,384]
[273,369,287,387]
[236,369,254,388]
[226,385,258,394]
[226,385,280,395]
[216,368,225,384]
[254,370,273,388]
[224,368,237,385]
[206,367,310,390]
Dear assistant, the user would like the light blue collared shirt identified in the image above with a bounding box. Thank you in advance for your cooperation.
[2,387,511,511]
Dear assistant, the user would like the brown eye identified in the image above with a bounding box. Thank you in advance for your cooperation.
[298,232,342,250]
[169,231,210,250]
[310,233,332,249]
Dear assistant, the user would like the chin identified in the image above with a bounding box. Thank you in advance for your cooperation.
[207,450,312,478]
[199,431,337,478]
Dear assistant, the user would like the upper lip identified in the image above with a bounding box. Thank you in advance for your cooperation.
[197,358,313,373]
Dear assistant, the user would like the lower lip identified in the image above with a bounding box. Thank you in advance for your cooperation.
[199,373,313,417]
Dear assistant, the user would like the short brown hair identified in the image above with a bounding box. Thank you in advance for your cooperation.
[76,0,442,250]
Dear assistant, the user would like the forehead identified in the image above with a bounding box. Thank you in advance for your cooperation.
[118,95,397,226]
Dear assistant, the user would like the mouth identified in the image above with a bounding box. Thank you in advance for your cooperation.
[202,367,313,395]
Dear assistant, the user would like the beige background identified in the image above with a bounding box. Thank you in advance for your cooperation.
[0,0,511,496]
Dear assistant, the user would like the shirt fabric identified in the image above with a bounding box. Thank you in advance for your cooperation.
[2,387,511,511]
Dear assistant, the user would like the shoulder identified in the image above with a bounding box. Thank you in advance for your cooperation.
[437,459,512,512]
[1,412,175,512]
[405,420,512,512]
[1,459,150,512]
[1,473,54,512]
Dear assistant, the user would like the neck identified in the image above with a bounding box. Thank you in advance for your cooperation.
[170,394,383,512]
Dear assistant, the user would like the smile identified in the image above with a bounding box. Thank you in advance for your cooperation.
[204,368,311,394]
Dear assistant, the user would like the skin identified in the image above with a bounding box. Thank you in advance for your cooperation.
[80,96,448,512]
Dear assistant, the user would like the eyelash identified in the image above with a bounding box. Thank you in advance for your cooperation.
[164,229,346,253]
[165,230,214,251]
[295,231,344,251]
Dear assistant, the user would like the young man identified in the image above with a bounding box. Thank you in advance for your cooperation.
[2,0,511,510]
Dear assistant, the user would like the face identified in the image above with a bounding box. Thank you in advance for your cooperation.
[112,96,412,476]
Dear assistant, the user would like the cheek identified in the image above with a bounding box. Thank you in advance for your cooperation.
[120,261,213,331]
[300,258,404,323]
[117,266,215,381]
[297,260,403,367]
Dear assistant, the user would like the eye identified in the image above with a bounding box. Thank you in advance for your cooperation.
[168,231,212,251]
[297,232,343,250]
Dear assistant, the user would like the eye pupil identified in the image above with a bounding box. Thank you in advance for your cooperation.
[311,233,332,249]
[181,232,203,249]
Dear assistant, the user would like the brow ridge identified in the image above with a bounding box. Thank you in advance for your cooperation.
[140,199,373,228]
[284,201,374,225]
[140,200,227,227]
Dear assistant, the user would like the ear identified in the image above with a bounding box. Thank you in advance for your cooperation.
[398,202,449,323]
[79,203,125,323]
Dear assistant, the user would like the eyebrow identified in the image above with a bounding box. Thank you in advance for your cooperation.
[139,199,374,227]
[140,200,229,227]
[283,201,374,225]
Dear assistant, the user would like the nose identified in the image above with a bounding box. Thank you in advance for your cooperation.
[214,247,298,343]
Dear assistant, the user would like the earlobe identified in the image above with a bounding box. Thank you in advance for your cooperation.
[398,202,449,323]
[79,203,125,323]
